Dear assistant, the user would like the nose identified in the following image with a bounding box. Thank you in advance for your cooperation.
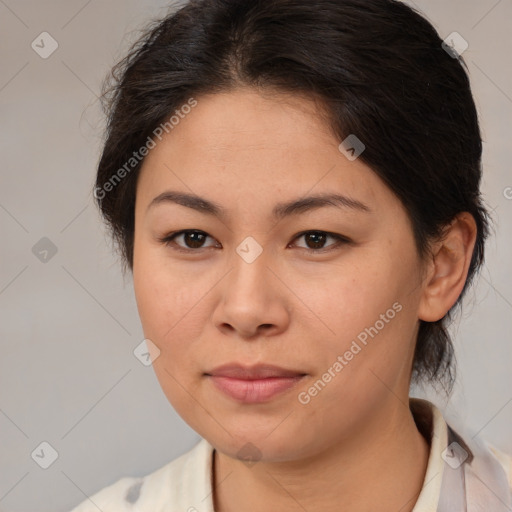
[211,246,291,340]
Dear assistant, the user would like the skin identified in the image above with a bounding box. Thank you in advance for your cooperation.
[132,87,477,512]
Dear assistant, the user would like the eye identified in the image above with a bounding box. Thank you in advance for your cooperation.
[290,230,351,253]
[158,230,220,252]
[158,229,351,254]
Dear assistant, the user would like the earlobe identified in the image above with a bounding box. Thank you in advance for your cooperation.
[418,213,478,322]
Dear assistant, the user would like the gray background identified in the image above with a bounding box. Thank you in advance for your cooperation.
[0,1,511,511]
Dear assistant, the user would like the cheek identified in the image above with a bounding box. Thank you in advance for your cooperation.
[294,257,394,334]
[133,244,207,337]
[295,251,419,373]
[133,259,206,404]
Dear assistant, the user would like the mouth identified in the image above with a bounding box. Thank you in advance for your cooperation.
[204,363,307,403]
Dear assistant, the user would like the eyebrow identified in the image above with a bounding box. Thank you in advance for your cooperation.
[147,190,371,220]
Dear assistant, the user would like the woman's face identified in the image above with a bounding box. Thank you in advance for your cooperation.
[133,88,427,462]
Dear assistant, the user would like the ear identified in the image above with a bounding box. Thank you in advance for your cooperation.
[418,212,478,322]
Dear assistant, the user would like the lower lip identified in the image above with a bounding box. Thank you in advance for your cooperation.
[208,375,305,403]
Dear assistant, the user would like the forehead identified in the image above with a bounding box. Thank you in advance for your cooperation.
[136,88,395,215]
[146,89,336,166]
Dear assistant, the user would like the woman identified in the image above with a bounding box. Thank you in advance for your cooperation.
[72,0,511,510]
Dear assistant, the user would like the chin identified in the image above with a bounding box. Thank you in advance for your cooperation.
[199,420,316,464]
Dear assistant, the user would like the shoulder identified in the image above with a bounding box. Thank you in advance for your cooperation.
[410,398,512,511]
[69,437,214,512]
[440,410,512,509]
[489,444,512,490]
[69,475,142,512]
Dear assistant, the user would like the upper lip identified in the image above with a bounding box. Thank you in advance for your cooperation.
[206,363,307,380]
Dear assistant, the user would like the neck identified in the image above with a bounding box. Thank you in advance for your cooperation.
[213,399,430,512]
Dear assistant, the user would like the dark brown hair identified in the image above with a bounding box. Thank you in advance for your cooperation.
[94,0,490,389]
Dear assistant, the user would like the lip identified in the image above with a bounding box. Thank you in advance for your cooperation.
[206,363,306,379]
[205,363,307,403]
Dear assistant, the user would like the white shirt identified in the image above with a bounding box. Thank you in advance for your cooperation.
[69,399,512,511]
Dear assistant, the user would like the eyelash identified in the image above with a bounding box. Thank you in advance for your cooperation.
[157,230,351,254]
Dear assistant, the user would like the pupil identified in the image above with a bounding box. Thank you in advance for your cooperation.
[186,231,205,248]
[307,232,326,249]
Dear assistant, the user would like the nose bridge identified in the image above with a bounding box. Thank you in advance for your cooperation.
[219,237,282,319]
[229,237,271,294]
[211,234,291,338]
